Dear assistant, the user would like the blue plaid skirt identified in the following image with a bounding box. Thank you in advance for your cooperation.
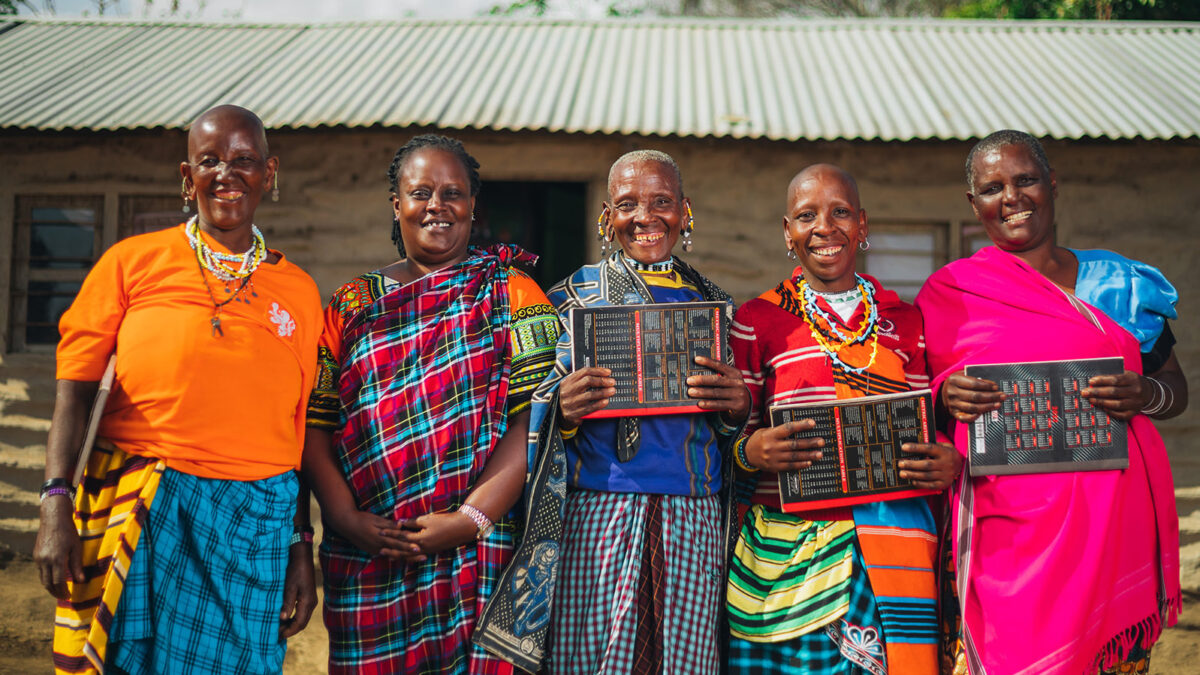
[107,467,298,674]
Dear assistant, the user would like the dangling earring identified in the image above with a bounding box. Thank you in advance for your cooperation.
[787,248,797,260]
[596,207,612,257]
[181,177,191,214]
[271,171,280,203]
[859,239,871,252]
[681,203,695,253]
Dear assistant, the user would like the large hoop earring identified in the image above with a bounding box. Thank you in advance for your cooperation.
[596,207,612,257]
[181,177,191,214]
[682,203,695,253]
[859,239,871,252]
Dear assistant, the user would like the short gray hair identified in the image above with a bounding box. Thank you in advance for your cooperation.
[607,149,684,198]
[966,130,1052,193]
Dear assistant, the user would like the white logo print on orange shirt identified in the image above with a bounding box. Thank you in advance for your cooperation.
[269,302,296,337]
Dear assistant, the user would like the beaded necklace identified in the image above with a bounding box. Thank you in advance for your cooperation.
[624,254,674,273]
[185,217,265,337]
[185,216,266,282]
[796,273,880,375]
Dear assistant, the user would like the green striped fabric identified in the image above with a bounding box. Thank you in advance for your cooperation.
[727,505,856,642]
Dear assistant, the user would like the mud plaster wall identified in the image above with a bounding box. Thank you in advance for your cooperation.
[1,128,1197,465]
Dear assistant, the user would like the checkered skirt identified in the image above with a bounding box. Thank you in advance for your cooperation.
[107,467,298,674]
[548,490,723,675]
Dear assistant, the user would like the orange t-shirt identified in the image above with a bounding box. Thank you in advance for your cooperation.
[56,224,322,480]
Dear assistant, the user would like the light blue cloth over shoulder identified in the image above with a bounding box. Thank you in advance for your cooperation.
[1072,248,1178,352]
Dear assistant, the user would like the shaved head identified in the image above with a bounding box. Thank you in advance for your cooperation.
[787,163,860,211]
[188,104,269,156]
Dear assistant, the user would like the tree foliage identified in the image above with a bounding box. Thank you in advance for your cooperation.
[489,0,1200,18]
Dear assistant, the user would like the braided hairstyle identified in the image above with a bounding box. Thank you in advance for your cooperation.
[386,134,482,257]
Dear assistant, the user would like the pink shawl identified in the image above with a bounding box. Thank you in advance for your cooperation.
[916,247,1180,675]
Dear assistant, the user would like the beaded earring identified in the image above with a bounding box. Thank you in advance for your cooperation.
[681,203,695,253]
[596,206,612,257]
[181,177,191,214]
[271,171,280,203]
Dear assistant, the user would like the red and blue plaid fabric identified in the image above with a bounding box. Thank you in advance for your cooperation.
[547,490,723,675]
[320,246,539,674]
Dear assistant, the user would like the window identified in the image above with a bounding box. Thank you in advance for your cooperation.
[10,196,104,350]
[859,223,949,302]
[119,195,183,240]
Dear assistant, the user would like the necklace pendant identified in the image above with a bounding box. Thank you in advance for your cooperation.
[211,315,223,337]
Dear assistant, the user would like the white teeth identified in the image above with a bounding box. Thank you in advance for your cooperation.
[423,222,452,229]
[812,245,842,256]
[1004,211,1032,224]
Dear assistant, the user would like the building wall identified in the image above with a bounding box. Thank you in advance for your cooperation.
[1,128,1196,468]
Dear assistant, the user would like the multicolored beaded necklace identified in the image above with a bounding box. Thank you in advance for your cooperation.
[186,216,266,282]
[186,216,265,337]
[796,273,880,375]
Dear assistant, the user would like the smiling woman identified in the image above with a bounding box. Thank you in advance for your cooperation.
[477,150,750,674]
[917,129,1188,675]
[723,163,957,675]
[35,104,323,674]
[301,134,563,674]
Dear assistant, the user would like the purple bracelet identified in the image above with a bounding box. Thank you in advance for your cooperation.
[39,485,74,504]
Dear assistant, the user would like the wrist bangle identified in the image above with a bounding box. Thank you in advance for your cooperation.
[1141,377,1172,415]
[559,425,579,440]
[40,486,74,504]
[39,478,76,504]
[733,436,757,472]
[458,504,495,540]
[289,530,314,546]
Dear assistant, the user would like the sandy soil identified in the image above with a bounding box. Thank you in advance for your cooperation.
[1,552,1197,674]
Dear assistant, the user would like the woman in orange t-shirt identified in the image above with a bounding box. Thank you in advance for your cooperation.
[34,105,322,674]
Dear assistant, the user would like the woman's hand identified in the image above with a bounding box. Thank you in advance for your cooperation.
[688,355,751,424]
[898,443,963,491]
[278,543,317,638]
[33,497,84,599]
[559,367,616,429]
[1083,370,1149,421]
[942,371,1004,422]
[325,507,416,560]
[744,420,824,472]
[396,512,478,560]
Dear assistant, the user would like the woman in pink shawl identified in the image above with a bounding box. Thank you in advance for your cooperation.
[915,130,1187,675]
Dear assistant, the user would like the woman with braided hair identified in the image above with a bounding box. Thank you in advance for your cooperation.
[303,134,562,674]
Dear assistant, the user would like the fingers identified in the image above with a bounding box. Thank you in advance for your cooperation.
[898,443,961,490]
[692,355,735,376]
[68,546,84,590]
[279,581,298,624]
[561,368,617,424]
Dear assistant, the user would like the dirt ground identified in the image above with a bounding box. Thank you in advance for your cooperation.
[1,552,1198,674]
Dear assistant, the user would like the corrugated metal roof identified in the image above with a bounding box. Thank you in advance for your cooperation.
[2,17,1198,140]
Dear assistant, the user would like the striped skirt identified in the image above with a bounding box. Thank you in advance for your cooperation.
[548,490,723,675]
[726,505,887,675]
[52,444,164,674]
